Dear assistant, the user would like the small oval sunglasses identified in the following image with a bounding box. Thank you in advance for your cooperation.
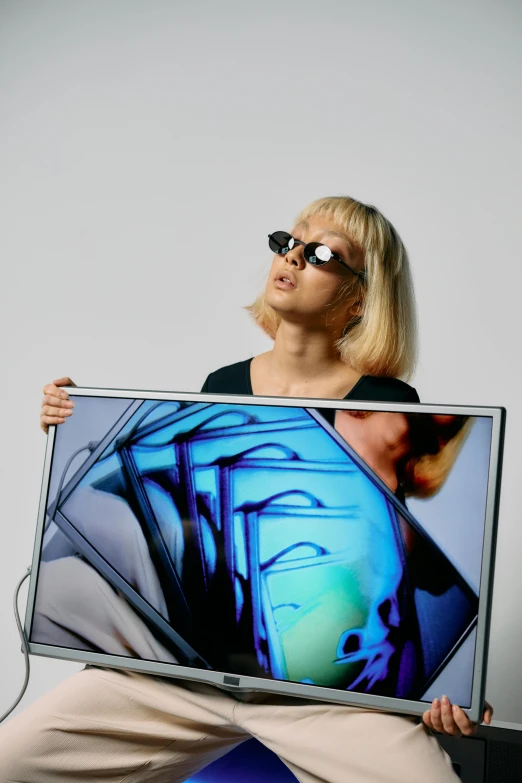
[268,230,365,282]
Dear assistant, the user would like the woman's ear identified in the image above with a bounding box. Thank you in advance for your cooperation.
[341,299,364,337]
[346,299,363,319]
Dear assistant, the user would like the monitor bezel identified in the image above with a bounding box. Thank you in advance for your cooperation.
[25,387,505,724]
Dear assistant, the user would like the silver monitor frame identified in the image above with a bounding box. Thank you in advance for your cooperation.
[24,387,505,724]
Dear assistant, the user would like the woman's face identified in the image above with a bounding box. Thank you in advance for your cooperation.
[265,214,364,331]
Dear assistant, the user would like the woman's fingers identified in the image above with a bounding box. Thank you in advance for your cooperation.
[424,697,480,737]
[440,698,464,735]
[40,378,76,433]
[42,393,75,409]
[429,698,446,734]
[41,393,75,418]
[41,414,67,430]
[422,708,434,730]
[43,380,75,397]
[483,701,494,724]
[425,698,461,736]
[451,704,478,736]
[41,403,74,418]
[52,377,76,388]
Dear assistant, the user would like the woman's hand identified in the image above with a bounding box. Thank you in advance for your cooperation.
[40,377,77,434]
[423,697,493,736]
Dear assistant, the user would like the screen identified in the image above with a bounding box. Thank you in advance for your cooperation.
[30,396,493,708]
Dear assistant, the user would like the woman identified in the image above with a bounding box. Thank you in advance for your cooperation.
[1,196,492,782]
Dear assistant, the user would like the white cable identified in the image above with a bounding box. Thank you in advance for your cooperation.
[0,568,32,724]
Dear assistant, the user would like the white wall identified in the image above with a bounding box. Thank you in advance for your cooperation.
[1,0,521,729]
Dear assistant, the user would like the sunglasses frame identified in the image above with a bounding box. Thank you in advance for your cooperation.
[268,231,365,283]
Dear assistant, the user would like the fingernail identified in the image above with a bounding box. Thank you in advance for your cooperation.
[433,699,440,708]
[66,401,74,407]
[442,695,449,707]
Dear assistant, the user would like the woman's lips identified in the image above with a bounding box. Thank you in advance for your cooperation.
[275,275,296,289]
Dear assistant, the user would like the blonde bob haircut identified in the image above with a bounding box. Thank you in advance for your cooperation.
[247,196,418,380]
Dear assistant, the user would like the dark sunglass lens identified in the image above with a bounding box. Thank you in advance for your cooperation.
[269,231,293,254]
[304,242,330,265]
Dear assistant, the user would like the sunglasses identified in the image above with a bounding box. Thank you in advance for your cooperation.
[268,230,365,282]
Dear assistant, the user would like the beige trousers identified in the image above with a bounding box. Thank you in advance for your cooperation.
[0,665,458,783]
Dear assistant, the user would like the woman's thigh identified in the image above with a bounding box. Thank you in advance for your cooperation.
[236,697,459,783]
[0,667,246,783]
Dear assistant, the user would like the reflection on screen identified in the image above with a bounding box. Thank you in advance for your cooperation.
[33,398,487,707]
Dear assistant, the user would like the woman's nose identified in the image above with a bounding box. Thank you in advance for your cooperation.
[285,248,306,268]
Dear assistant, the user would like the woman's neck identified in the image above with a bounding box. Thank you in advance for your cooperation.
[251,321,361,398]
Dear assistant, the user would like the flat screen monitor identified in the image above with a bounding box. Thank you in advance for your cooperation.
[24,389,505,723]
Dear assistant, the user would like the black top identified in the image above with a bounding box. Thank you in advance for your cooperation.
[201,358,420,403]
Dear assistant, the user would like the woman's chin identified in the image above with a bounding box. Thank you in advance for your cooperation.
[265,294,298,316]
[266,287,295,304]
[267,292,310,315]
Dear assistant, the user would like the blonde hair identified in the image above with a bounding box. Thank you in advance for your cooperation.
[247,196,418,380]
[402,416,473,498]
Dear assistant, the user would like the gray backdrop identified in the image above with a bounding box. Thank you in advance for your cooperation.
[1,0,521,730]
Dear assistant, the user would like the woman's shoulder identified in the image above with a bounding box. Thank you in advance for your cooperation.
[200,358,253,394]
[351,375,420,403]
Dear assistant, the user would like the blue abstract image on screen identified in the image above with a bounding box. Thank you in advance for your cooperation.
[48,399,477,702]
